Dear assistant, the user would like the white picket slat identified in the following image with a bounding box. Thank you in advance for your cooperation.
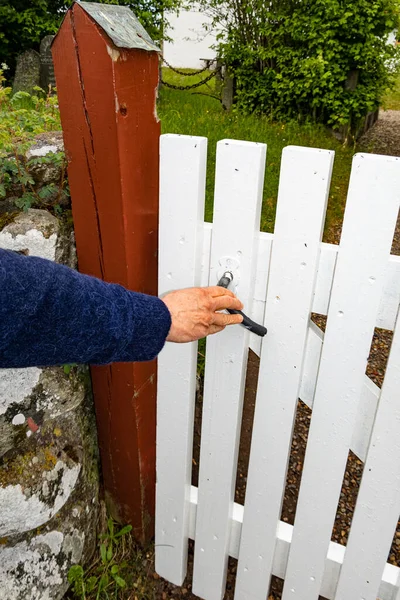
[334,309,400,600]
[312,242,338,315]
[281,154,400,600]
[299,320,380,463]
[377,254,400,329]
[156,134,207,585]
[311,246,400,330]
[201,225,400,333]
[234,146,334,600]
[200,223,212,288]
[298,319,324,407]
[349,376,379,462]
[156,138,400,600]
[200,225,392,464]
[187,490,400,599]
[192,139,266,600]
[200,223,396,464]
[249,232,273,356]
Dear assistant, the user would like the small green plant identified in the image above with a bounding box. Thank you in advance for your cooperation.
[68,518,132,600]
[63,363,78,376]
[0,81,60,152]
[0,63,11,108]
[0,66,67,213]
[0,150,68,212]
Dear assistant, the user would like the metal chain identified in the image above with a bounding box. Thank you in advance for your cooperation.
[160,67,221,91]
[161,55,217,77]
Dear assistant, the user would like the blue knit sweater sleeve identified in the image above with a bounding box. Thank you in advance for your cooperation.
[0,249,172,368]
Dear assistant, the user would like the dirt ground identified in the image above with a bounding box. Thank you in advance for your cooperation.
[152,112,400,600]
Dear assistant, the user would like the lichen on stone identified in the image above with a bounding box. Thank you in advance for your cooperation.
[0,206,99,598]
[0,458,81,536]
[0,528,85,600]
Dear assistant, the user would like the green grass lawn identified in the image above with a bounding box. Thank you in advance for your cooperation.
[383,73,400,110]
[158,68,356,242]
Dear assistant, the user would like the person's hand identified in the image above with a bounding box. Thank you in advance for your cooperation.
[161,286,244,343]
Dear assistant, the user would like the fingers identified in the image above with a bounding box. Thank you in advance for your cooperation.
[212,294,244,312]
[203,287,243,312]
[207,313,244,337]
[162,286,245,344]
[213,312,244,328]
[206,286,236,298]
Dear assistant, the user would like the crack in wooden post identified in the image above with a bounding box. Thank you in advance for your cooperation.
[52,2,160,542]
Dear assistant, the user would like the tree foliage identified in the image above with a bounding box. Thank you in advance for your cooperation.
[0,0,179,79]
[200,0,400,132]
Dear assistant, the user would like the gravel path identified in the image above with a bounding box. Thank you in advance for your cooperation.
[360,109,400,158]
[360,110,400,256]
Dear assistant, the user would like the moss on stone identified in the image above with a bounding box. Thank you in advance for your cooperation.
[0,211,19,231]
[0,446,59,488]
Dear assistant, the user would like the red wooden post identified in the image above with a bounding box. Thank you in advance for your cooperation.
[52,2,160,541]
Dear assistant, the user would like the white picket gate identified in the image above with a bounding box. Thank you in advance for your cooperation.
[155,133,400,600]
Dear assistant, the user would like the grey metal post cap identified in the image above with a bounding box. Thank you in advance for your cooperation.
[76,1,160,52]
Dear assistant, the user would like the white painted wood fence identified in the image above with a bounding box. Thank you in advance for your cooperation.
[156,133,400,600]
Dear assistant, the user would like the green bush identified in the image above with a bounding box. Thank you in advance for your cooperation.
[0,67,61,154]
[0,68,67,213]
[202,0,400,134]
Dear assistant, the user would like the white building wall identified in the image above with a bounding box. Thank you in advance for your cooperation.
[388,30,397,45]
[164,10,218,69]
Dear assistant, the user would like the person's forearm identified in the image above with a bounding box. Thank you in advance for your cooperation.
[0,249,171,368]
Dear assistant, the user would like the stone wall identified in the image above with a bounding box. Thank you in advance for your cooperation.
[0,202,100,597]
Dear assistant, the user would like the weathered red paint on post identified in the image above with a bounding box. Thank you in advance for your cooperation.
[52,2,160,541]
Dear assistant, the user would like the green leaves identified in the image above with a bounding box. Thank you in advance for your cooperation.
[113,574,127,588]
[0,76,61,155]
[14,192,36,211]
[68,565,85,599]
[68,565,85,583]
[0,148,67,212]
[100,543,107,564]
[0,2,59,77]
[68,518,133,599]
[110,564,127,588]
[204,0,400,133]
[0,78,68,213]
[114,524,132,538]
[10,92,37,111]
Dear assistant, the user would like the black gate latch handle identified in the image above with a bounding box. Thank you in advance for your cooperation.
[217,271,267,338]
